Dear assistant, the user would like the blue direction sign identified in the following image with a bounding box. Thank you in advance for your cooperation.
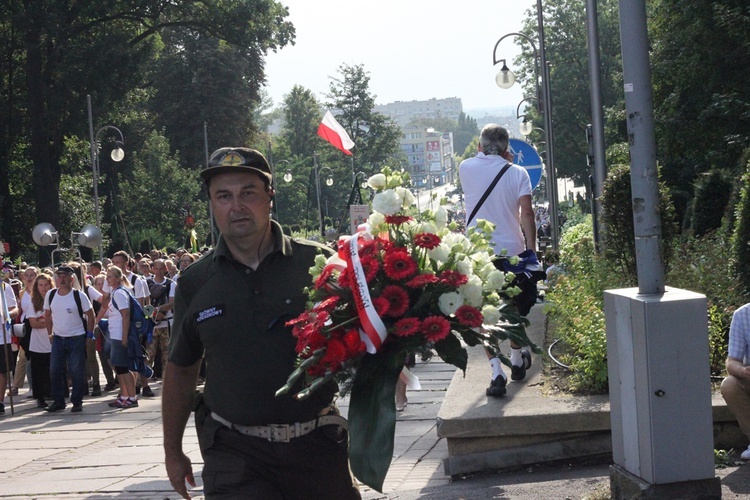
[508,138,543,189]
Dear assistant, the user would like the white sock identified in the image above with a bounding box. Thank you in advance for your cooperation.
[489,357,506,380]
[510,348,523,367]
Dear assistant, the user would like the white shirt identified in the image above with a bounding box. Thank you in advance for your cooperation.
[0,284,18,344]
[107,287,131,341]
[29,308,51,354]
[44,288,92,337]
[86,285,103,305]
[460,152,533,257]
[20,290,33,321]
[104,272,150,301]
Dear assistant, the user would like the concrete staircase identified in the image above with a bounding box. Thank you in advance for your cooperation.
[436,305,745,476]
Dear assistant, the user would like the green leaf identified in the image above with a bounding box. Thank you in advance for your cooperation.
[434,334,468,372]
[348,351,403,492]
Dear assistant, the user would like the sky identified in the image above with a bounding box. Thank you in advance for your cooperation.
[264,0,536,116]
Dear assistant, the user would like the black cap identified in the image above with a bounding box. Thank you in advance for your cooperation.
[201,147,273,183]
[55,265,74,275]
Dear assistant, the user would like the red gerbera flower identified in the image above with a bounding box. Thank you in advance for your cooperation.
[313,296,340,312]
[357,238,380,258]
[414,233,441,250]
[359,256,380,283]
[422,315,451,342]
[384,251,417,280]
[455,305,484,328]
[372,296,390,316]
[406,273,439,288]
[392,317,421,337]
[439,270,469,287]
[380,285,410,317]
[385,215,413,225]
[313,266,335,289]
[338,268,352,288]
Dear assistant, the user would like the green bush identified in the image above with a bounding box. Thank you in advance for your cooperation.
[691,168,732,237]
[731,160,750,292]
[547,216,630,394]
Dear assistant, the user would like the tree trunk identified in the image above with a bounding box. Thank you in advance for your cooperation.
[24,19,60,265]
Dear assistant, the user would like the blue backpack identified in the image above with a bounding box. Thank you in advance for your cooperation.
[111,286,154,343]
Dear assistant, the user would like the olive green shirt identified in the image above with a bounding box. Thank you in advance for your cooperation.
[170,221,335,426]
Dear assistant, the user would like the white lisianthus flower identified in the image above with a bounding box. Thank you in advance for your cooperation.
[484,269,505,290]
[418,221,437,235]
[395,187,415,208]
[438,291,463,316]
[482,305,501,326]
[372,190,402,216]
[427,242,450,263]
[434,206,448,230]
[505,285,522,297]
[368,173,387,190]
[474,263,492,281]
[443,232,470,252]
[508,255,520,265]
[505,271,517,283]
[486,292,501,303]
[367,212,386,232]
[460,276,483,307]
[456,258,474,276]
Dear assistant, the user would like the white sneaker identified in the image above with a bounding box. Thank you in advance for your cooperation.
[741,446,750,460]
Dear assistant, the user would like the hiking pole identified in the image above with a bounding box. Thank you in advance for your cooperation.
[1,282,14,415]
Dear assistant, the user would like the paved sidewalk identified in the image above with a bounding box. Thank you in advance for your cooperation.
[0,357,456,499]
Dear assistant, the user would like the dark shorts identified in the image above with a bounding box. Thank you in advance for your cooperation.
[197,408,360,499]
[0,343,18,374]
[110,334,142,370]
[492,260,537,317]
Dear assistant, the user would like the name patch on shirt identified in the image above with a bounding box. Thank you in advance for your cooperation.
[195,305,225,324]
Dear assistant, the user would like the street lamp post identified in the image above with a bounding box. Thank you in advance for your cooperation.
[492,1,559,251]
[87,95,125,259]
[312,153,334,237]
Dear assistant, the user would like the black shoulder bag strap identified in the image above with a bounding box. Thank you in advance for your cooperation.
[466,163,512,227]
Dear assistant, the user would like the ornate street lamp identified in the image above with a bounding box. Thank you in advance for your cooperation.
[87,95,125,259]
[492,3,559,250]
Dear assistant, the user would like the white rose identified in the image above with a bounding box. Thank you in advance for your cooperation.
[482,305,501,326]
[427,242,450,263]
[368,173,387,190]
[438,291,463,316]
[460,276,483,307]
[372,190,402,216]
[395,187,415,208]
[484,269,505,290]
[367,211,386,230]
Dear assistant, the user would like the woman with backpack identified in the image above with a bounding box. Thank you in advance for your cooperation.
[28,272,53,408]
[105,266,139,409]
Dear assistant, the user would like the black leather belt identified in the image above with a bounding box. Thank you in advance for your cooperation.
[209,411,348,443]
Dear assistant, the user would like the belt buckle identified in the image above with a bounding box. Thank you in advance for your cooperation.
[268,424,290,442]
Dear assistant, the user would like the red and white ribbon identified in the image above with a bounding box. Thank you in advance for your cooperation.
[345,233,388,353]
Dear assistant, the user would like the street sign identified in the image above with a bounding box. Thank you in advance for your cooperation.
[508,138,543,190]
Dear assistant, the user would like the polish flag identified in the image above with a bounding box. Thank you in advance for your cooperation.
[317,110,355,156]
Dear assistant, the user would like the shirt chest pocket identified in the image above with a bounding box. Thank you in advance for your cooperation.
[259,294,308,335]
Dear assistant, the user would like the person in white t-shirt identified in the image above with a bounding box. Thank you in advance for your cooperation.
[0,279,19,414]
[102,251,154,397]
[11,266,38,397]
[44,266,95,413]
[28,272,53,408]
[459,124,537,397]
[105,265,140,409]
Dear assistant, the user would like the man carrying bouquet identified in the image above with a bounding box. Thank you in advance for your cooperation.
[162,147,360,499]
[459,124,539,396]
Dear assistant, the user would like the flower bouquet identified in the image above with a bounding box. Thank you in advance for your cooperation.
[276,167,539,491]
